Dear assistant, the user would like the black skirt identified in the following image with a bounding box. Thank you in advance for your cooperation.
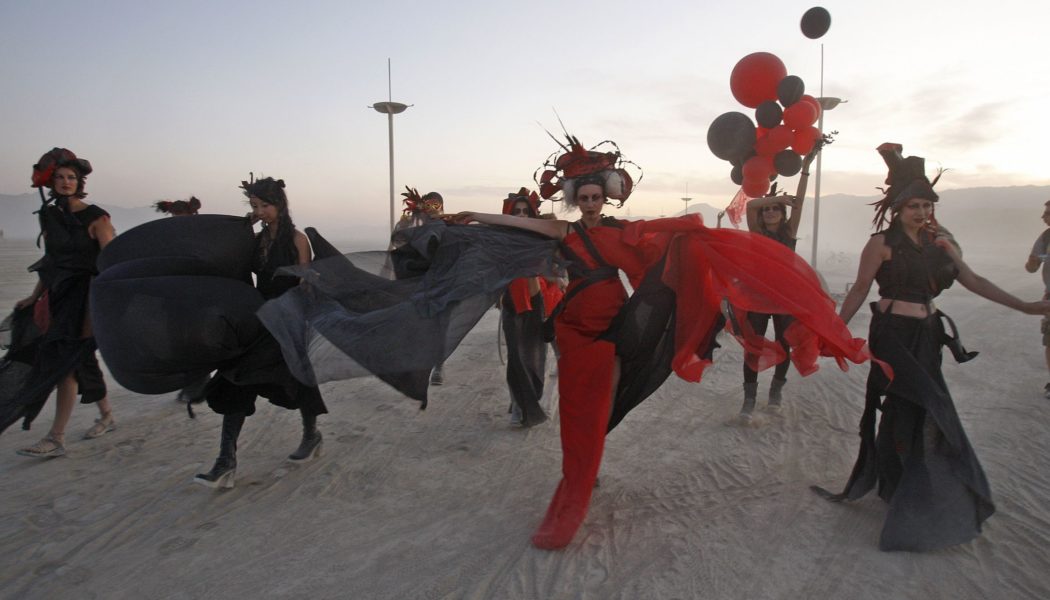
[501,292,548,425]
[836,304,994,551]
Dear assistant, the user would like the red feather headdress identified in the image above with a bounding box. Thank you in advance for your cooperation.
[533,135,641,207]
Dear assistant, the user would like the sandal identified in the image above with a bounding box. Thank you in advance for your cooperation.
[16,435,66,458]
[84,412,116,439]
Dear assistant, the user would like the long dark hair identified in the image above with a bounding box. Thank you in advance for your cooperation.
[242,177,297,261]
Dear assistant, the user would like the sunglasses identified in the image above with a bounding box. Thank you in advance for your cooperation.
[761,205,784,212]
[423,200,443,212]
[511,207,531,216]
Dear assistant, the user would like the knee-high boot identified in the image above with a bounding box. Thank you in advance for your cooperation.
[194,413,245,488]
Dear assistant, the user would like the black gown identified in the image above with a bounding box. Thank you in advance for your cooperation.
[821,225,993,552]
[0,202,108,434]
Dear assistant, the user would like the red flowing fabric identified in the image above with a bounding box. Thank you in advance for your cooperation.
[507,278,564,317]
[724,188,751,228]
[532,214,871,550]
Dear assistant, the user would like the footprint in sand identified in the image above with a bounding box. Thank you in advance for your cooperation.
[158,536,199,555]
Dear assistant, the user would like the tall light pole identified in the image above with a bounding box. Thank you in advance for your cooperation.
[810,96,843,270]
[681,196,692,215]
[370,59,410,233]
[809,42,846,270]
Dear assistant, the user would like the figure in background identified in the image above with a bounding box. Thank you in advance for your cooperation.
[1024,198,1050,399]
[737,149,818,418]
[390,188,449,385]
[499,188,563,426]
[154,196,201,217]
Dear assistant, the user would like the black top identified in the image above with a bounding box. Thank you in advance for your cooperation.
[34,203,108,286]
[253,229,301,300]
[758,223,797,251]
[875,224,957,303]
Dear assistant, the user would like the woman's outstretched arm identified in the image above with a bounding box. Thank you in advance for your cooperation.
[453,212,569,240]
[937,238,1050,315]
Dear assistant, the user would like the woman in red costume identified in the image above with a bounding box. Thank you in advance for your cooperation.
[456,136,872,549]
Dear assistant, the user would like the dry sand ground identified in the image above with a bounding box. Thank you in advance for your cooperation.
[1,237,1049,599]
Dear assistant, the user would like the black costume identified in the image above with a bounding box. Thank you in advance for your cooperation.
[0,201,108,433]
[204,227,328,418]
[823,223,993,552]
[500,284,551,426]
[744,222,797,384]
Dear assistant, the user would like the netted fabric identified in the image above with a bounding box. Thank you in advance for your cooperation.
[256,221,563,405]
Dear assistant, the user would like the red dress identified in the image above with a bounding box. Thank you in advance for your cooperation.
[532,215,870,549]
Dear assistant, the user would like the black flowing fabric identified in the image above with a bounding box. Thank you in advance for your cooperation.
[0,307,42,432]
[833,304,993,552]
[90,215,322,414]
[256,221,563,405]
[501,291,549,426]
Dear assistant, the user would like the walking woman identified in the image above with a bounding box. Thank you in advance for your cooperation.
[820,143,1050,551]
[7,148,117,457]
[194,177,327,488]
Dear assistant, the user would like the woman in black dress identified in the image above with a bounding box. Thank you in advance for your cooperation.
[824,143,1050,551]
[194,177,327,488]
[11,148,117,457]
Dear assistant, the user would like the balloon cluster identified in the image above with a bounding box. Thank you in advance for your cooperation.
[707,7,832,198]
[707,52,822,198]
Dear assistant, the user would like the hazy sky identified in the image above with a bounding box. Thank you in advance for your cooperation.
[2,0,1047,242]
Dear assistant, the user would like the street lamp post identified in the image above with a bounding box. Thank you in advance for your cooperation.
[370,59,410,233]
[681,196,692,215]
[810,96,843,270]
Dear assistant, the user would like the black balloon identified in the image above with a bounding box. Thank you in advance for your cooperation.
[801,7,831,39]
[707,112,757,162]
[755,101,784,129]
[774,150,803,177]
[730,164,743,186]
[777,75,805,107]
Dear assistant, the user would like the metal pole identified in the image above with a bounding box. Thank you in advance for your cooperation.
[388,111,394,233]
[811,110,824,268]
[811,43,825,269]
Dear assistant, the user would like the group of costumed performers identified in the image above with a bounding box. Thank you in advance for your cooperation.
[813,144,1050,551]
[498,188,564,426]
[452,135,871,549]
[737,149,819,418]
[9,136,1047,555]
[0,148,117,457]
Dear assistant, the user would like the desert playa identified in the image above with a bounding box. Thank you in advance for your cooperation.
[1,237,1049,599]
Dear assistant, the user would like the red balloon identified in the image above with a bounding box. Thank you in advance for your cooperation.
[730,52,788,109]
[768,125,794,152]
[800,95,822,122]
[755,126,770,140]
[792,126,821,155]
[742,177,770,198]
[783,102,817,129]
[754,136,778,156]
[742,155,775,180]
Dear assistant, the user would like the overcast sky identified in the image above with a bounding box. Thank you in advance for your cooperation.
[2,0,1047,240]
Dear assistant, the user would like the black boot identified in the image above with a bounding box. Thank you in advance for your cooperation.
[740,382,758,419]
[768,377,787,409]
[288,412,323,461]
[194,413,245,488]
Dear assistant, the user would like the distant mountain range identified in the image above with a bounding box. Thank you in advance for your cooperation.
[3,186,1047,259]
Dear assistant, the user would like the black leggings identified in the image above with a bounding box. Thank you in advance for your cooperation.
[743,312,791,383]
